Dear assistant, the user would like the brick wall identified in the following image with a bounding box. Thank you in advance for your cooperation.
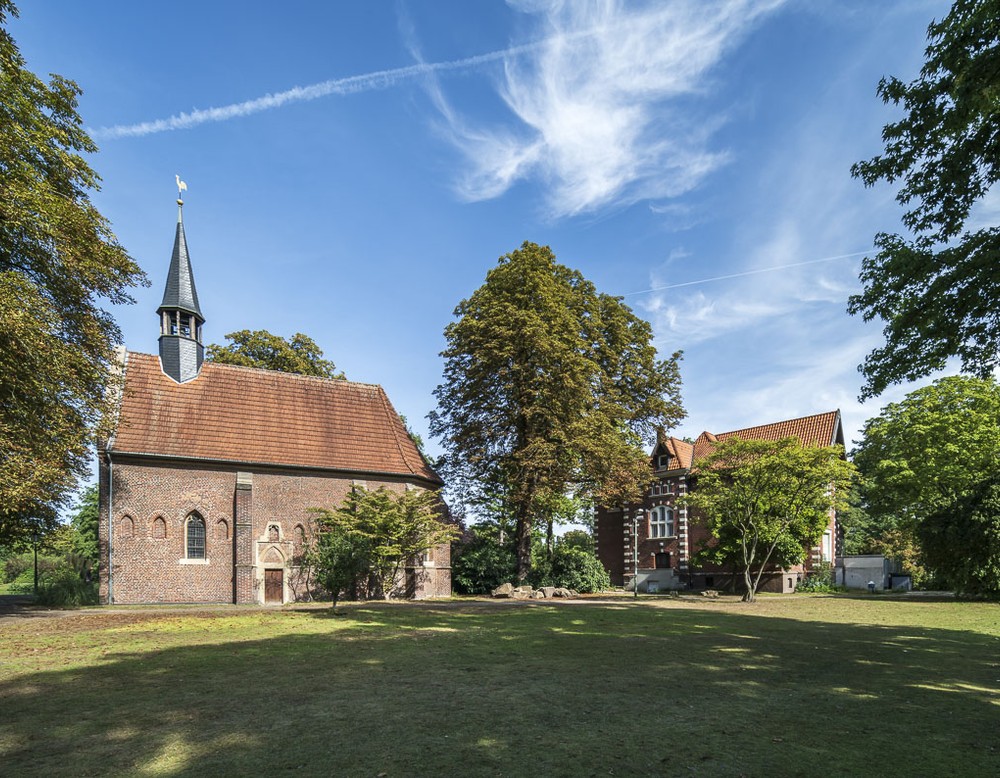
[100,456,451,604]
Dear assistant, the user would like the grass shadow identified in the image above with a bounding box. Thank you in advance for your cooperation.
[1,602,998,776]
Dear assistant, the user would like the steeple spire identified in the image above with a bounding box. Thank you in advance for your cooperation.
[157,178,205,383]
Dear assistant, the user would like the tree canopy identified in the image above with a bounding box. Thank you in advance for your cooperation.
[0,1,147,546]
[686,437,854,602]
[851,375,1000,582]
[308,487,457,607]
[430,241,684,580]
[921,475,1000,597]
[849,0,1000,398]
[206,329,344,378]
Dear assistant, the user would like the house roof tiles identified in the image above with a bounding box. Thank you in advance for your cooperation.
[110,352,441,484]
[665,410,843,467]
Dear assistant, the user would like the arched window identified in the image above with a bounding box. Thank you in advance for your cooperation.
[649,506,675,539]
[215,519,230,541]
[186,513,206,559]
[152,516,167,539]
[294,524,306,545]
[119,515,134,538]
[268,524,280,542]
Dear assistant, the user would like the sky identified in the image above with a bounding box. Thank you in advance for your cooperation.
[11,0,954,464]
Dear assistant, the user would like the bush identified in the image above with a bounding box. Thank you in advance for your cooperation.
[34,565,99,606]
[451,530,517,595]
[530,545,610,594]
[3,553,32,583]
[797,563,838,593]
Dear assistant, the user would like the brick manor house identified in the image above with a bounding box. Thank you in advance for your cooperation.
[98,197,449,604]
[595,411,844,594]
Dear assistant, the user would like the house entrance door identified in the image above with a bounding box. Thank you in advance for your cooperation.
[264,569,283,603]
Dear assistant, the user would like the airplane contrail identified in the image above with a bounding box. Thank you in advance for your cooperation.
[622,251,869,296]
[93,42,538,140]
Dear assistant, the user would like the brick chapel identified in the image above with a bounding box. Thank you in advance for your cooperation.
[98,197,449,604]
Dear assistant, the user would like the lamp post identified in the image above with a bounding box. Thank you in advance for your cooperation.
[632,509,643,600]
[32,528,39,597]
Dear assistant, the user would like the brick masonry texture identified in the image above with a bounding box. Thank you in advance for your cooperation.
[100,458,451,604]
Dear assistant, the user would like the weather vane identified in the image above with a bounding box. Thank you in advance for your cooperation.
[175,174,188,202]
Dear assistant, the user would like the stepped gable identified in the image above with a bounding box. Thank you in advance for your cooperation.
[112,352,441,484]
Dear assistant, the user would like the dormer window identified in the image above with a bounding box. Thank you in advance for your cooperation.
[656,454,669,470]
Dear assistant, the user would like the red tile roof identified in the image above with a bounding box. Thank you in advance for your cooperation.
[109,352,441,484]
[667,411,843,466]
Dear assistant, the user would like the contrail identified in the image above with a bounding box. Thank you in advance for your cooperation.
[622,250,868,296]
[93,42,538,140]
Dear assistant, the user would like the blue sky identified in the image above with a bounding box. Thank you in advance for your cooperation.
[12,0,951,460]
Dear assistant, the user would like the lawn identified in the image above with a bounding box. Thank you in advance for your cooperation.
[0,595,998,776]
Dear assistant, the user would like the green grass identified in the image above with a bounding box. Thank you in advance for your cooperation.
[1,596,998,776]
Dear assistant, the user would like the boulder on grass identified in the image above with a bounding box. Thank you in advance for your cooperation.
[541,586,557,599]
[492,582,515,598]
[553,588,574,598]
[531,590,546,599]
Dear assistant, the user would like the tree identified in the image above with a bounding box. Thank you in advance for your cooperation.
[852,375,1000,582]
[309,487,457,607]
[206,329,344,378]
[68,484,99,567]
[685,437,855,602]
[430,241,684,581]
[849,0,1000,398]
[921,475,1000,597]
[0,1,147,546]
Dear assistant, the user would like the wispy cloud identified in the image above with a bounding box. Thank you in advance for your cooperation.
[436,0,786,216]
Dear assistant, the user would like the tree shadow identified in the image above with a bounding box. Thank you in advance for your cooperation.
[0,603,997,776]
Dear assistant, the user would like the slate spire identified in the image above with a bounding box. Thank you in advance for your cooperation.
[157,190,205,383]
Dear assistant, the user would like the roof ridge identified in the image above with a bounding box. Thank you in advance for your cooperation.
[127,351,383,390]
[717,409,837,438]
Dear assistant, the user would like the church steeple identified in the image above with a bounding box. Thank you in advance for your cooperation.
[157,183,205,383]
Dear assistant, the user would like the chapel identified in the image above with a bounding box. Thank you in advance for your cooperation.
[98,196,448,604]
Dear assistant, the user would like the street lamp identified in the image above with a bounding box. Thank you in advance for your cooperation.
[632,509,643,600]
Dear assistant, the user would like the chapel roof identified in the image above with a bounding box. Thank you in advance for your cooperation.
[109,352,441,485]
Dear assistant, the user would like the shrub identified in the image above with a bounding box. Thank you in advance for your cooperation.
[451,530,517,595]
[797,563,838,593]
[34,565,99,606]
[530,545,610,594]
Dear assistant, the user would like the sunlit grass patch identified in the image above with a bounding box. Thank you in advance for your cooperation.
[0,597,997,776]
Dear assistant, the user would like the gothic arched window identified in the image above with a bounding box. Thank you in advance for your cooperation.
[186,513,206,559]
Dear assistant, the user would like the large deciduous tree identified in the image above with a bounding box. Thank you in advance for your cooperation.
[686,437,854,602]
[921,475,1000,597]
[0,1,147,546]
[849,0,1000,398]
[852,375,1000,582]
[430,241,684,581]
[206,329,344,378]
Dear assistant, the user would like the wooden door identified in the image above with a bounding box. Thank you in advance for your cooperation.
[264,569,283,603]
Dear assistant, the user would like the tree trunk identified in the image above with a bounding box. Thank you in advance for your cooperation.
[515,511,532,582]
[742,566,756,602]
[545,517,555,558]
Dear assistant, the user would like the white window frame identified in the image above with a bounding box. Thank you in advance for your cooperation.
[649,505,675,539]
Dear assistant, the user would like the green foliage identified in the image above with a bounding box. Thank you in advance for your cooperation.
[849,0,1000,397]
[686,437,855,602]
[921,476,1000,597]
[32,563,98,606]
[529,543,611,594]
[852,375,1000,582]
[69,485,100,567]
[431,241,684,580]
[308,487,457,606]
[450,523,517,595]
[0,1,147,546]
[797,562,839,593]
[558,529,595,553]
[206,329,344,379]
